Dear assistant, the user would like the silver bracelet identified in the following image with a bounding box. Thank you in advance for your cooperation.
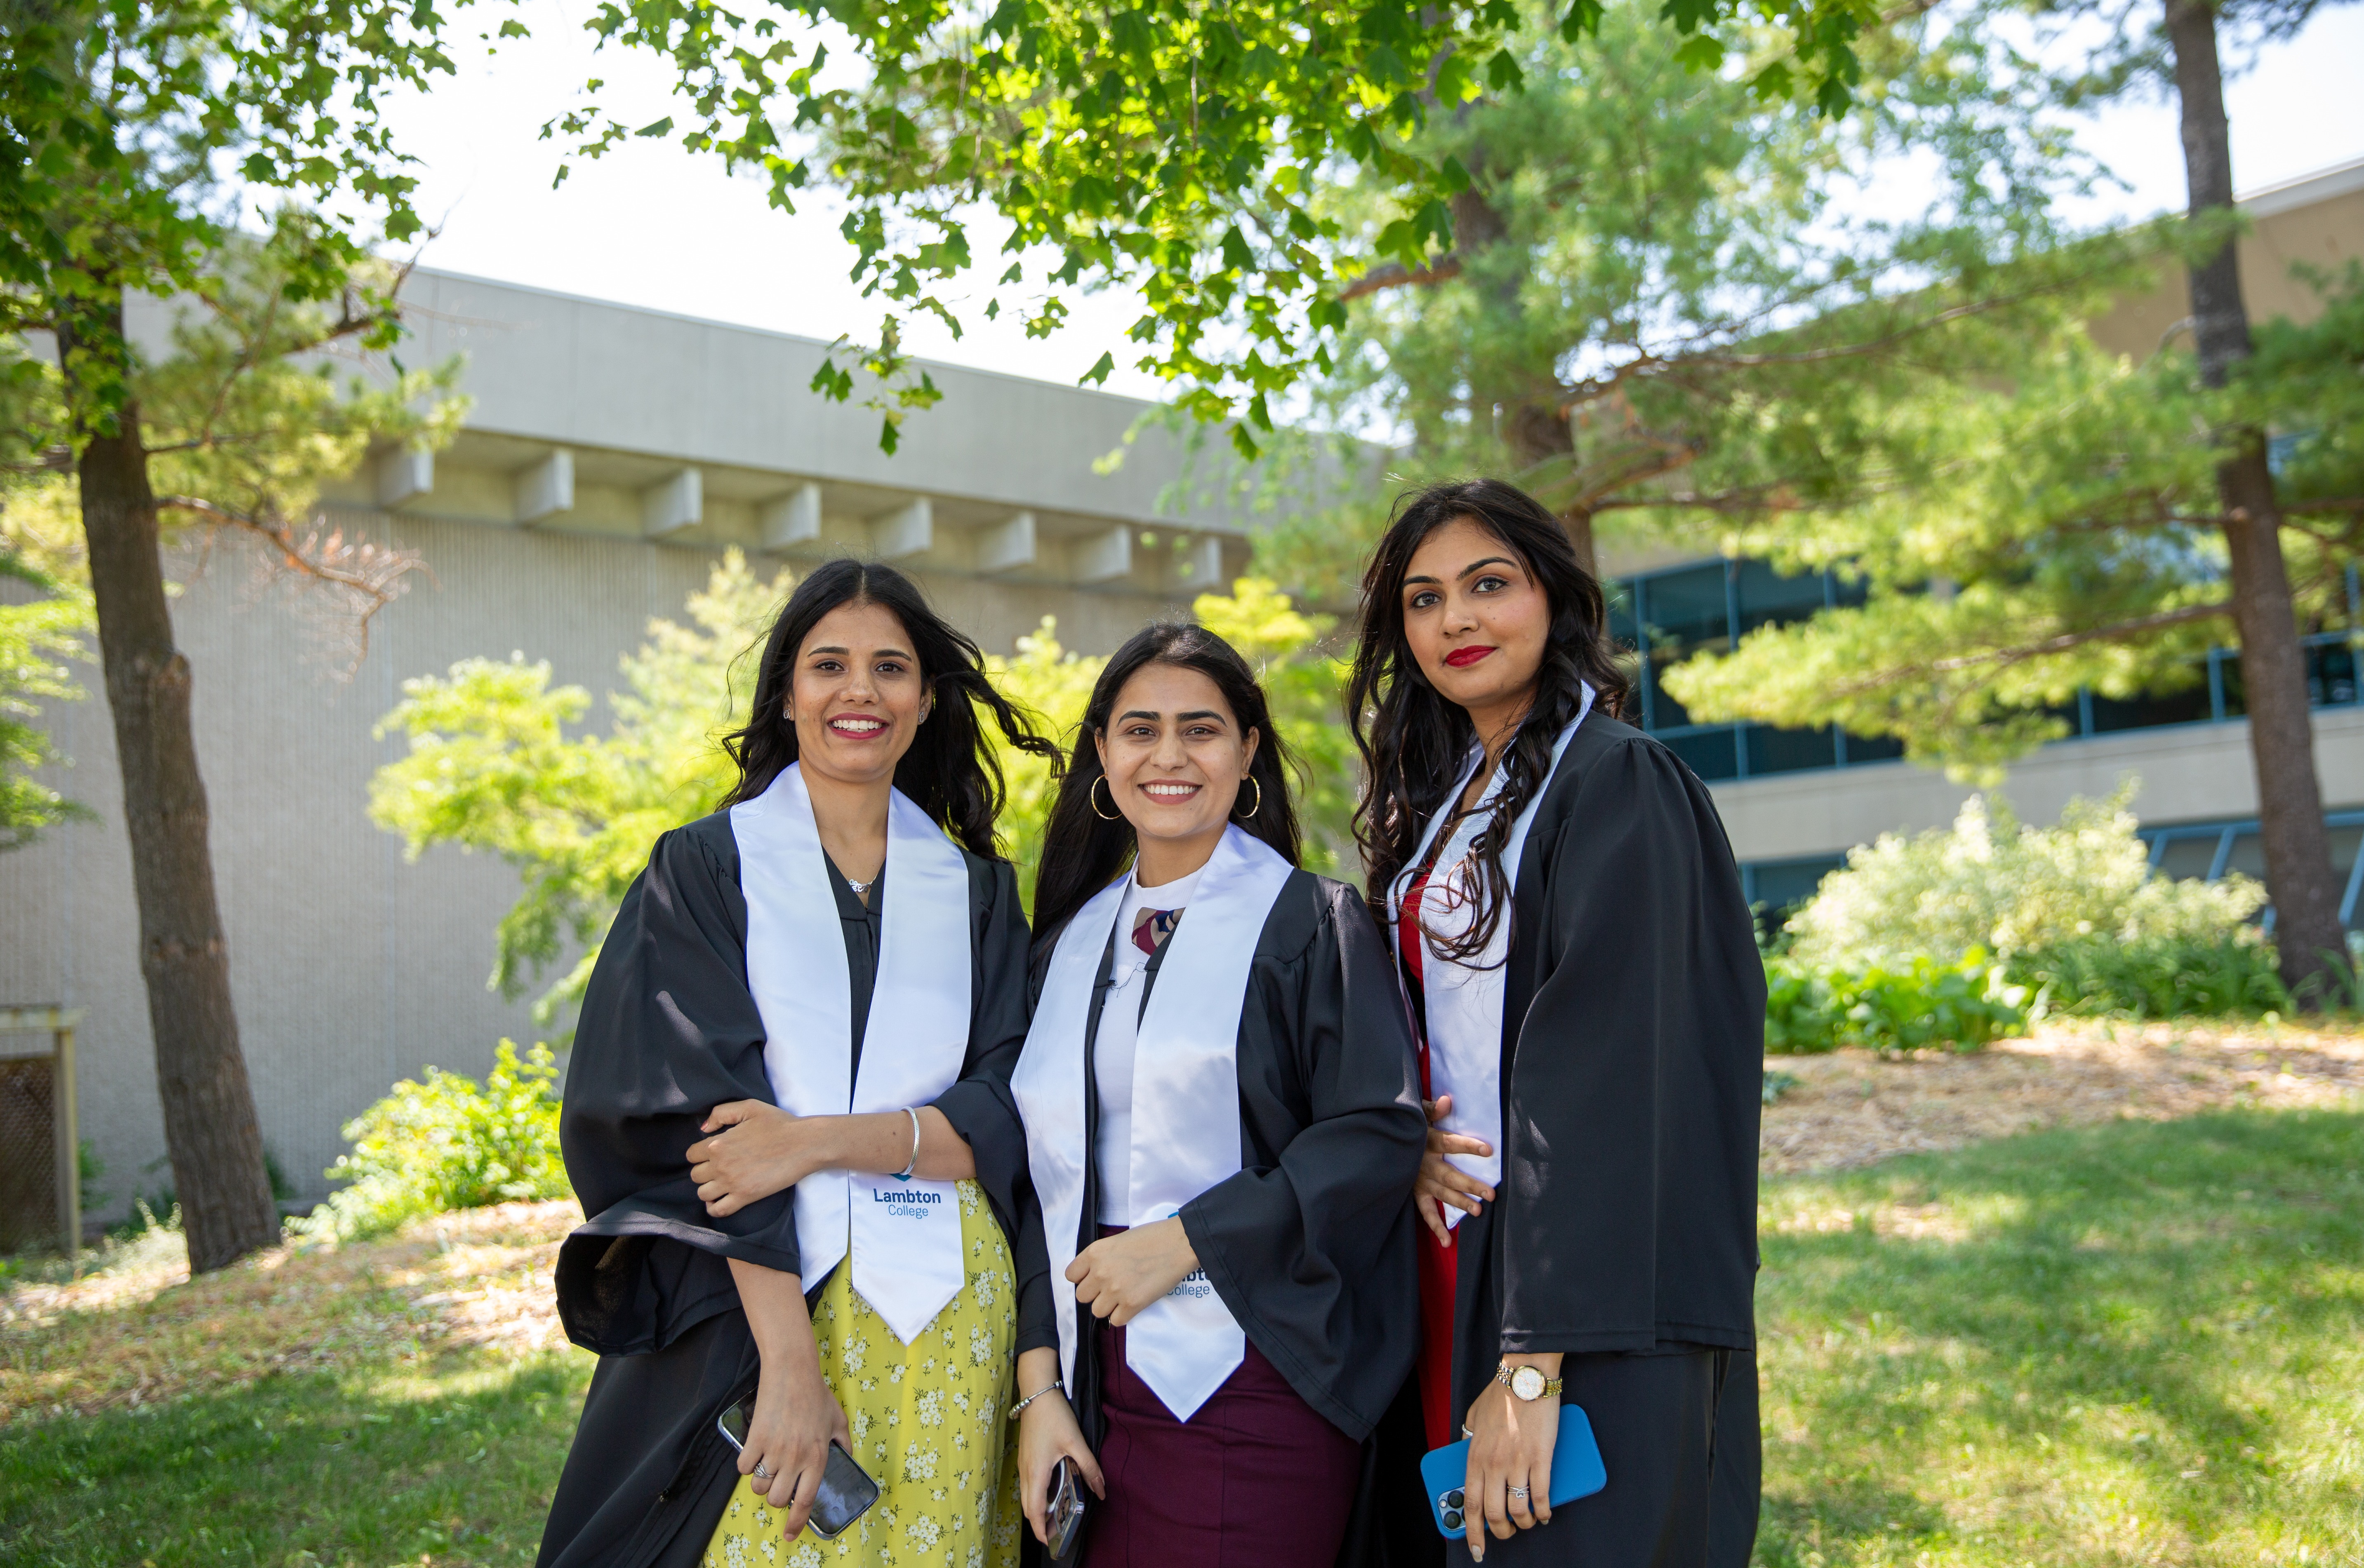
[1008,1381,1063,1421]
[896,1107,922,1180]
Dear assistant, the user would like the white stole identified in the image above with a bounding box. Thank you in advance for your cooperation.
[1387,687,1592,1229]
[1011,824,1294,1419]
[730,764,974,1345]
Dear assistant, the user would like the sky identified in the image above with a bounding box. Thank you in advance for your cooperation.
[366,1,2364,407]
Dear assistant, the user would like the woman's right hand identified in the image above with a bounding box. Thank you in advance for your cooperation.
[1415,1093,1497,1246]
[742,1349,852,1540]
[1014,1348,1104,1548]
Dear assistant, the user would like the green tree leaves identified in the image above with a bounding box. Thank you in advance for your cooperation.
[370,549,789,1025]
[551,0,1888,449]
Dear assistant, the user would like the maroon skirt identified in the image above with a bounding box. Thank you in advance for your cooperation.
[1083,1314,1361,1568]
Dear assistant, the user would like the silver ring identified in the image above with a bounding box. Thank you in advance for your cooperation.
[751,1461,772,1481]
[1507,1485,1529,1501]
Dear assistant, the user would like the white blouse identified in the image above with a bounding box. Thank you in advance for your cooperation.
[1095,862,1205,1225]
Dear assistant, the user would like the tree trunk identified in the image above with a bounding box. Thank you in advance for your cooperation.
[62,296,281,1270]
[2164,0,2350,1000]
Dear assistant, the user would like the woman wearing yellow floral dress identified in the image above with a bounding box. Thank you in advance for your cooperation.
[538,561,1053,1568]
[703,1178,1022,1568]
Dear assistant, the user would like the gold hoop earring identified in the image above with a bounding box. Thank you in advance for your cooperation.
[1234,775,1262,818]
[1090,775,1123,822]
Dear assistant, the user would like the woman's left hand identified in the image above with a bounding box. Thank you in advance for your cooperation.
[1066,1217,1199,1327]
[1460,1363,1562,1562]
[689,1101,823,1216]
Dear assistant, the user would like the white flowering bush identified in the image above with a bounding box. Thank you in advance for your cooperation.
[1785,784,2266,970]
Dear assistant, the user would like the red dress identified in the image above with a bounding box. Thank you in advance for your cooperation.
[1397,867,1462,1452]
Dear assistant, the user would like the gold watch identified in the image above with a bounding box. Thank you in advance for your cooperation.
[1496,1361,1564,1402]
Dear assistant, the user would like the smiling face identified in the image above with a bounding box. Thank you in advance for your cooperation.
[1093,661,1261,883]
[786,599,930,789]
[1399,515,1553,737]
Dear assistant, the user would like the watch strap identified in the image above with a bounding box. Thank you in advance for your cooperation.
[1494,1361,1565,1400]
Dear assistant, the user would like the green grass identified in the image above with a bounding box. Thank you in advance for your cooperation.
[2,1108,2357,1565]
[0,1350,589,1565]
[1757,1105,2364,1568]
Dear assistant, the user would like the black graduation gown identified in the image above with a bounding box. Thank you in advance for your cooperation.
[1007,868,1428,1565]
[1406,715,1766,1567]
[536,809,1034,1568]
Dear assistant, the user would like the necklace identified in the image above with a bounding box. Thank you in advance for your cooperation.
[846,876,873,897]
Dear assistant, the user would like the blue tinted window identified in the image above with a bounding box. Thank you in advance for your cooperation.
[2090,682,2213,733]
[1840,731,1905,766]
[1747,855,1846,916]
[1734,559,1826,636]
[2307,638,2358,707]
[1746,725,1839,774]
[1646,663,1694,730]
[1663,727,1739,781]
[1641,563,1732,650]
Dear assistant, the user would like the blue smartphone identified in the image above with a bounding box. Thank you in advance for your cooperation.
[1420,1404,1607,1539]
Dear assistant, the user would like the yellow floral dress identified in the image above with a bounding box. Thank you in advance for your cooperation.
[704,1179,1023,1568]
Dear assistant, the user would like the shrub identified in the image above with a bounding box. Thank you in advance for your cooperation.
[298,1040,567,1241]
[1765,949,2033,1056]
[1785,785,2265,970]
[2011,933,2291,1019]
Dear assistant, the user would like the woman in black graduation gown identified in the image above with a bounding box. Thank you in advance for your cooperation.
[538,559,1059,1568]
[1346,480,1766,1566]
[1002,623,1426,1567]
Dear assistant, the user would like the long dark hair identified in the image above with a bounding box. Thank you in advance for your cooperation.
[1347,478,1629,961]
[1031,623,1302,942]
[717,558,1060,858]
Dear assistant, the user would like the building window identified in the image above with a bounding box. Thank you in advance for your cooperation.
[2139,810,2364,931]
[1612,559,2364,783]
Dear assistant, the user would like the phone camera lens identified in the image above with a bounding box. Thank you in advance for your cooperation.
[1444,1489,1465,1510]
[1442,1508,1464,1530]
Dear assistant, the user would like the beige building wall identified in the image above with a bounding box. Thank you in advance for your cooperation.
[5,262,1290,1215]
[1708,708,2364,864]
[2088,157,2364,357]
[5,512,1206,1215]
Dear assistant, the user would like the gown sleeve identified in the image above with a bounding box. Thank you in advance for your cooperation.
[1177,876,1427,1440]
[554,819,800,1357]
[1497,732,1765,1354]
[930,856,1037,1281]
[1008,946,1059,1359]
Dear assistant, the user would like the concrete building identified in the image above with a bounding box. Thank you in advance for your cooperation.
[4,269,1281,1214]
[6,159,2359,1219]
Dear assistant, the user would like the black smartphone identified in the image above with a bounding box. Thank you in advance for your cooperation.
[1045,1455,1086,1559]
[716,1399,883,1540]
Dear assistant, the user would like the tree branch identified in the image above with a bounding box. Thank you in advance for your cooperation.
[156,495,428,671]
[1337,253,1464,302]
[1926,601,2234,672]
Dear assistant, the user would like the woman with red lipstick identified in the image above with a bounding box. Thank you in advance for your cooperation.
[539,559,1060,1568]
[1003,623,1425,1567]
[1349,480,1765,1568]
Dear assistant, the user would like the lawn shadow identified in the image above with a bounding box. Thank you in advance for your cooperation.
[0,1347,590,1566]
[1754,1105,2364,1567]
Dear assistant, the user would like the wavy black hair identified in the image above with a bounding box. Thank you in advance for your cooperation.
[1030,622,1302,943]
[1347,478,1629,961]
[716,558,1060,858]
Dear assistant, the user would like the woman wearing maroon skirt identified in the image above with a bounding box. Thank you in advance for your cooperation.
[1003,623,1426,1566]
[1350,479,1764,1566]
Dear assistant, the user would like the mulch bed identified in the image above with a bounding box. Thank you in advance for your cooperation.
[1761,1018,2364,1174]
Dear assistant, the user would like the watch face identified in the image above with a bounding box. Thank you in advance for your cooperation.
[1512,1366,1546,1401]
